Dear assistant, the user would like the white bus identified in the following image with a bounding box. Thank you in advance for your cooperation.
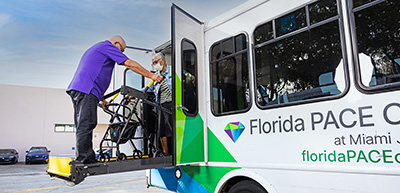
[146,0,400,192]
[48,0,400,192]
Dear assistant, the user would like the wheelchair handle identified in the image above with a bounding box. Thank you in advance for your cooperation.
[143,80,154,93]
[110,92,119,102]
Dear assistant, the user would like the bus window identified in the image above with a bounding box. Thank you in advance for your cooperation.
[235,34,247,52]
[254,0,344,107]
[181,39,198,116]
[309,0,338,25]
[211,43,221,61]
[275,8,307,37]
[221,38,234,57]
[125,70,143,89]
[210,34,250,115]
[254,21,273,45]
[353,0,400,88]
[353,0,374,8]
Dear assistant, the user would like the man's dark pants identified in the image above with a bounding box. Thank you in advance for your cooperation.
[67,90,97,163]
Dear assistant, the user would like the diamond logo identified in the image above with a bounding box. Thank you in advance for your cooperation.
[224,122,245,143]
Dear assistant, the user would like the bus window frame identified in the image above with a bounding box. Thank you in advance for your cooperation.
[181,38,199,117]
[209,32,252,117]
[348,0,400,94]
[252,0,350,110]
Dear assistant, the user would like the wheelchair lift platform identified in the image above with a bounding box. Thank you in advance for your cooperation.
[47,155,172,185]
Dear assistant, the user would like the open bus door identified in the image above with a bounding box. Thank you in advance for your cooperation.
[146,4,207,191]
[171,4,206,165]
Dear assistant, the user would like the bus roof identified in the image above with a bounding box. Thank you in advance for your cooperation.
[205,0,268,31]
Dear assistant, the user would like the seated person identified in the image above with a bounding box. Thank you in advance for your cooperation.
[146,52,172,156]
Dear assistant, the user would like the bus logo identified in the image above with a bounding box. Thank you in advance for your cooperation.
[224,122,245,143]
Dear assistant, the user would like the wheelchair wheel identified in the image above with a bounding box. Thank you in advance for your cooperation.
[99,153,111,162]
[117,152,127,161]
[133,150,143,159]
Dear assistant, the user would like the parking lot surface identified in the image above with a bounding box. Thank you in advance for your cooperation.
[0,163,171,193]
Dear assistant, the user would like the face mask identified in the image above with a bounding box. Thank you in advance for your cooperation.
[153,62,164,72]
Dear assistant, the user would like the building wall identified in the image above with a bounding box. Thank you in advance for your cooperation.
[0,84,109,161]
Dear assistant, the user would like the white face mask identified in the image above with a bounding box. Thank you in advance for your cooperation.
[153,62,164,72]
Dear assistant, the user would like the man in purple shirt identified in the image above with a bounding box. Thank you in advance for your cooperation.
[67,35,162,164]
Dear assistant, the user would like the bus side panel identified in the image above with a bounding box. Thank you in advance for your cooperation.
[204,0,400,192]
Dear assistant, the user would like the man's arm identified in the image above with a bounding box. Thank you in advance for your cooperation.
[123,59,163,83]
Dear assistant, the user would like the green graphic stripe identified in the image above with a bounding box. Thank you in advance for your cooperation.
[208,128,237,163]
[176,74,184,163]
[175,73,204,164]
[181,166,240,193]
[180,114,204,164]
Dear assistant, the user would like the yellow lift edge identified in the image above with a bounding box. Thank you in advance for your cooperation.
[47,157,72,178]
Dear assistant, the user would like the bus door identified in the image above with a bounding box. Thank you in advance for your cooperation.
[172,4,206,165]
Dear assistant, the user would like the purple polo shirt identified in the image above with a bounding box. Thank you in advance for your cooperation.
[67,40,129,101]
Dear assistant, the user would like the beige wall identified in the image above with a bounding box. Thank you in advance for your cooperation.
[0,84,109,161]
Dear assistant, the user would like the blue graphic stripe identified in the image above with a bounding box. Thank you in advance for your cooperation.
[150,167,209,193]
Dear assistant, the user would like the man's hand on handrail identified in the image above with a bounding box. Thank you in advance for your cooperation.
[151,73,164,83]
[100,99,109,110]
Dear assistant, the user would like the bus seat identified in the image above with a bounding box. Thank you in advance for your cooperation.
[319,72,334,85]
[282,94,289,103]
[369,68,377,86]
[394,58,400,66]
[319,72,341,95]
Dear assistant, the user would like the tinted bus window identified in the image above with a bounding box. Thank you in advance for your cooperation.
[254,1,343,107]
[353,0,374,8]
[211,43,221,61]
[254,21,274,45]
[309,0,338,25]
[353,0,400,88]
[275,8,307,37]
[181,40,198,116]
[210,34,250,115]
[235,34,247,52]
[221,38,234,57]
